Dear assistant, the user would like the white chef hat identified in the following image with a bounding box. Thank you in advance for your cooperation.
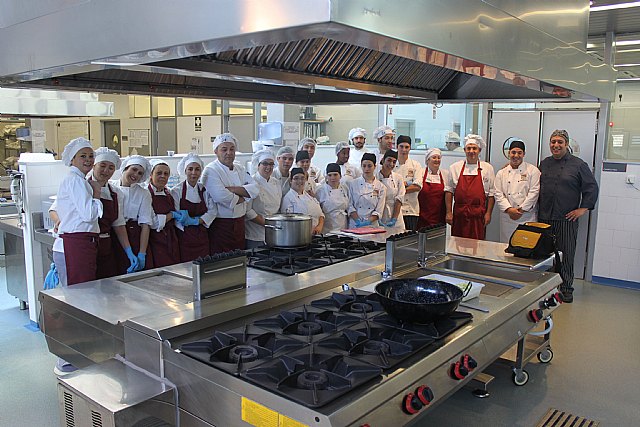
[463,134,486,151]
[335,141,350,155]
[251,149,276,171]
[149,159,170,174]
[425,148,442,161]
[213,133,238,151]
[298,137,316,150]
[61,137,93,166]
[276,145,295,157]
[373,125,396,140]
[348,127,366,141]
[120,155,151,181]
[445,131,461,143]
[94,147,121,169]
[177,152,204,177]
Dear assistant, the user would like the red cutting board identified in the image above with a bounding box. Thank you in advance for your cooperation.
[341,227,387,234]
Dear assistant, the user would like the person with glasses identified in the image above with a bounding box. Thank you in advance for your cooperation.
[245,149,282,248]
[538,129,599,303]
[347,153,386,228]
[281,167,325,235]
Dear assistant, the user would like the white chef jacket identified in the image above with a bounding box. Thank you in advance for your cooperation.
[395,158,424,216]
[308,164,325,185]
[494,161,541,242]
[281,189,325,230]
[56,166,103,236]
[272,167,291,196]
[170,181,218,231]
[109,180,155,226]
[339,163,362,184]
[202,160,259,218]
[305,174,318,196]
[347,176,386,228]
[349,146,369,166]
[445,160,496,196]
[245,173,282,242]
[316,182,350,233]
[424,167,450,184]
[377,170,406,229]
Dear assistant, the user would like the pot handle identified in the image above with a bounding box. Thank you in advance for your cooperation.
[264,224,283,230]
[462,281,472,297]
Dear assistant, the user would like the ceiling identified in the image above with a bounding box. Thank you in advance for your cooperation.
[588,0,640,80]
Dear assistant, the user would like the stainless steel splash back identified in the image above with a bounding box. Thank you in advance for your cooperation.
[0,0,616,102]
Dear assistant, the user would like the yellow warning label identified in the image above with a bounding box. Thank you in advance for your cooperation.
[242,398,279,427]
[241,398,309,427]
[280,415,308,427]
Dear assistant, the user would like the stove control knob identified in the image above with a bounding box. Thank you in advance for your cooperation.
[552,292,564,304]
[539,299,550,309]
[545,296,557,307]
[449,361,469,380]
[527,308,544,323]
[415,385,434,405]
[461,354,477,371]
[402,392,423,414]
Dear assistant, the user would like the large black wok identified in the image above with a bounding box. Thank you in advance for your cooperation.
[375,279,471,323]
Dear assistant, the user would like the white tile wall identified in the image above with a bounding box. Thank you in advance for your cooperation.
[593,164,640,283]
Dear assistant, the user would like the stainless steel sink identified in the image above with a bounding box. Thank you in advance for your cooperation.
[428,257,543,286]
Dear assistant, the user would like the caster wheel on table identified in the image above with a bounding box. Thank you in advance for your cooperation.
[537,349,553,363]
[512,370,529,386]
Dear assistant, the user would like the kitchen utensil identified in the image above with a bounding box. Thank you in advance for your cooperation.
[375,279,471,323]
[264,213,313,248]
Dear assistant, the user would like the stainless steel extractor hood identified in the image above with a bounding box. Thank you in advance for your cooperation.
[0,0,617,104]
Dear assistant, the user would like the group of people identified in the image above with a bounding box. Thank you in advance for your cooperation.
[52,126,597,305]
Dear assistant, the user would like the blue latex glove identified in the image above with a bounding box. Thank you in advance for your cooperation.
[355,218,372,227]
[384,218,397,227]
[43,263,59,290]
[136,252,146,271]
[124,247,139,273]
[184,216,200,226]
[171,211,185,223]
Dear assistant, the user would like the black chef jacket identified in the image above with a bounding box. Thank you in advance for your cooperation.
[538,152,599,220]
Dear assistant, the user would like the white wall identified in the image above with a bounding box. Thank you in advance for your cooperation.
[314,104,379,144]
[592,164,640,283]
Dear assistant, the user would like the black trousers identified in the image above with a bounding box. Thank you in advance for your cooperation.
[540,218,579,293]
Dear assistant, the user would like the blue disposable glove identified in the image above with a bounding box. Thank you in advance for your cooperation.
[355,218,372,227]
[136,252,146,271]
[124,247,139,273]
[43,263,59,290]
[384,218,397,227]
[171,211,185,223]
[184,216,201,226]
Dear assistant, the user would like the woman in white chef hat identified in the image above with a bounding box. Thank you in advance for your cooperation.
[170,152,217,261]
[316,163,350,233]
[54,137,103,285]
[298,137,324,185]
[245,149,282,248]
[90,147,139,278]
[417,148,449,228]
[147,159,182,268]
[334,141,361,184]
[110,155,154,272]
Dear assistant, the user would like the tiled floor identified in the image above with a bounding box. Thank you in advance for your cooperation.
[0,274,638,427]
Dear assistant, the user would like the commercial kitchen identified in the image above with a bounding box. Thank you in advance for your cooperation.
[1,1,640,426]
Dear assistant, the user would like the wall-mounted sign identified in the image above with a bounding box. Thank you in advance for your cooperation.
[195,116,202,132]
[129,129,149,148]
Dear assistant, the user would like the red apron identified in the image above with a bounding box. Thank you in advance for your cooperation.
[96,184,119,279]
[61,232,98,285]
[417,170,445,228]
[451,162,487,240]
[148,185,181,268]
[113,218,155,274]
[209,217,245,254]
[178,182,210,262]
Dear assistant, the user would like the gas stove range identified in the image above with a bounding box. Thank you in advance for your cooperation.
[179,290,472,409]
[246,235,386,276]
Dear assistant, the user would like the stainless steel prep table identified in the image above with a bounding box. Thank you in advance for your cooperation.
[0,214,28,308]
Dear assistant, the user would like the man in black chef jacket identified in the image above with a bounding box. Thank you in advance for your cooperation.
[538,130,599,303]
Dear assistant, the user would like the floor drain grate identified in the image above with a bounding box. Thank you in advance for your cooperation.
[536,408,600,427]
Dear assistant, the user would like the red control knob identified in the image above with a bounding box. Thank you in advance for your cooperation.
[415,385,434,405]
[402,392,423,414]
[528,308,544,323]
[449,361,468,380]
[461,354,478,371]
[552,292,564,304]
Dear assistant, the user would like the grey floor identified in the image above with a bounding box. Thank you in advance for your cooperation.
[0,272,639,426]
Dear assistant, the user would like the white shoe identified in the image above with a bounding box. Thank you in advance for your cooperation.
[54,358,78,376]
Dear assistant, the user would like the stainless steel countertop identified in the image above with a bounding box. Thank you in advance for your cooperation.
[33,228,55,246]
[447,236,555,270]
[0,214,23,236]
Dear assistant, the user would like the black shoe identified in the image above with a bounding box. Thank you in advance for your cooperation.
[560,291,573,303]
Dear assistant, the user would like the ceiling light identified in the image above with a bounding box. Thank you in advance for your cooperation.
[615,63,640,67]
[590,1,640,12]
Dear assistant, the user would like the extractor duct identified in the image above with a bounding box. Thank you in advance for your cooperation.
[0,0,616,104]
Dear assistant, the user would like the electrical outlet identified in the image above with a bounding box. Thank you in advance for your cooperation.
[627,175,636,184]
